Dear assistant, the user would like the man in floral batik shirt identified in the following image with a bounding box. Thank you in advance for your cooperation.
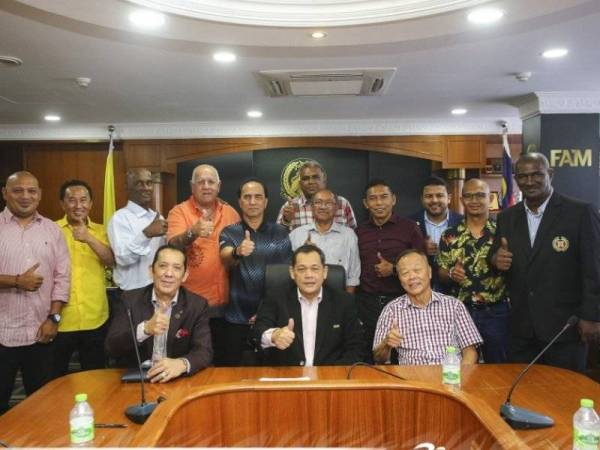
[437,178,508,363]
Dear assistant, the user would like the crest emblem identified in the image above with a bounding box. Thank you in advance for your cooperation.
[280,157,320,200]
[552,236,569,252]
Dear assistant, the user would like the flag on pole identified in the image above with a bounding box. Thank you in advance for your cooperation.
[500,125,515,209]
[103,130,116,226]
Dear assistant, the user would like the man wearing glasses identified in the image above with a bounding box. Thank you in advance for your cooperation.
[437,178,509,363]
[490,152,600,371]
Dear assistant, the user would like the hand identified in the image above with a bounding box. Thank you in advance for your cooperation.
[374,252,394,278]
[148,357,187,383]
[144,305,169,336]
[236,230,255,257]
[70,220,90,243]
[143,212,168,238]
[282,198,295,224]
[579,319,600,344]
[17,263,44,291]
[248,314,256,325]
[36,318,58,344]
[385,319,402,349]
[191,209,214,238]
[304,231,315,246]
[272,318,295,350]
[424,237,438,256]
[450,258,466,284]
[494,237,513,271]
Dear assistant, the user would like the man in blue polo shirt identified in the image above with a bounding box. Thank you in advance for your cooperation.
[219,178,292,366]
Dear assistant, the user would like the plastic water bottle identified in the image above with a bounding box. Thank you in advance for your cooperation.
[442,346,461,388]
[574,398,600,450]
[69,393,94,446]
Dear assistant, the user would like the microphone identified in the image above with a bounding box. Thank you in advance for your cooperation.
[500,315,579,429]
[124,308,157,424]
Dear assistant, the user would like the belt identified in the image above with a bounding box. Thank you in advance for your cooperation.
[465,299,509,310]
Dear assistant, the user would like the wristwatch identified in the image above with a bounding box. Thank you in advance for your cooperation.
[186,229,195,241]
[47,313,61,324]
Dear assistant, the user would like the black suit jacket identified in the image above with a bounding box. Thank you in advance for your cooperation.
[252,285,365,366]
[105,285,213,374]
[409,210,463,292]
[490,192,600,342]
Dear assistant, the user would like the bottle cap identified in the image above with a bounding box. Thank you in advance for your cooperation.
[446,346,457,353]
[75,393,88,402]
[581,398,594,408]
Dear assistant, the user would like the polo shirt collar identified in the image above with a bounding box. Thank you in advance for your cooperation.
[126,200,154,218]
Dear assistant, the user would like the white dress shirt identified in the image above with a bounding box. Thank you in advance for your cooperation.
[524,190,553,246]
[107,201,166,290]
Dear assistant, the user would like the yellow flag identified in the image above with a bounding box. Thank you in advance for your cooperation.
[103,134,116,226]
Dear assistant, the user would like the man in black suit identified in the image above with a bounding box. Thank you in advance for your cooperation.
[410,176,462,292]
[253,245,364,366]
[490,152,600,371]
[106,244,212,382]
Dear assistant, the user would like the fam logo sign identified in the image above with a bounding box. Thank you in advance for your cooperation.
[280,157,321,199]
[549,149,592,167]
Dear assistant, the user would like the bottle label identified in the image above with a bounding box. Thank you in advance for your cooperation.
[574,426,600,450]
[442,366,460,385]
[70,417,94,444]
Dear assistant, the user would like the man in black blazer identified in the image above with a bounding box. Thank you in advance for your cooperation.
[490,153,600,371]
[253,245,364,366]
[106,245,212,382]
[409,176,463,293]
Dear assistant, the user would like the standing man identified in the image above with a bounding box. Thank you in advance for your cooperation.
[253,245,364,366]
[491,153,600,371]
[108,168,167,290]
[410,176,462,292]
[219,178,291,366]
[0,172,70,414]
[277,160,357,231]
[289,189,360,293]
[356,179,425,362]
[53,180,115,377]
[167,164,240,364]
[437,179,509,363]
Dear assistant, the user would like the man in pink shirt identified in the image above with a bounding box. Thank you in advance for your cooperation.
[0,172,70,414]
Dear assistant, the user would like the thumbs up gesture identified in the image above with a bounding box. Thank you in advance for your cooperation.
[192,209,214,238]
[449,258,466,284]
[236,230,255,257]
[282,197,295,225]
[424,237,439,256]
[17,263,44,291]
[494,237,513,271]
[144,304,169,336]
[385,319,402,349]
[304,231,315,246]
[374,252,394,278]
[70,218,90,243]
[143,211,168,238]
[272,318,295,350]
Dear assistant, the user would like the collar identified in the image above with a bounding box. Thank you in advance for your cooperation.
[297,287,323,305]
[151,288,179,308]
[242,218,269,233]
[368,213,400,227]
[1,207,42,224]
[188,196,224,215]
[57,215,98,229]
[456,218,496,236]
[297,193,309,207]
[404,290,438,309]
[307,221,341,234]
[524,189,553,216]
[424,210,449,227]
[126,200,154,218]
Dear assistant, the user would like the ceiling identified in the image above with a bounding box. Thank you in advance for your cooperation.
[0,0,599,140]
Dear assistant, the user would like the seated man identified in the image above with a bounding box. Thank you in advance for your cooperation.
[373,249,482,365]
[253,245,364,366]
[105,244,212,382]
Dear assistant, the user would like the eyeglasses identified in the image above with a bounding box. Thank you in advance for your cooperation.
[313,200,336,208]
[462,192,488,201]
[515,172,546,183]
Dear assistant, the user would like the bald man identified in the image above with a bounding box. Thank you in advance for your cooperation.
[490,153,600,371]
[107,168,167,290]
[437,179,509,363]
[0,172,70,414]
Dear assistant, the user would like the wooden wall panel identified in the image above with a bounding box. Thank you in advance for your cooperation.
[22,143,127,223]
[443,136,486,168]
[0,142,24,211]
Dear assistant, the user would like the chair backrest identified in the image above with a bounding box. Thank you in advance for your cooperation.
[265,263,346,293]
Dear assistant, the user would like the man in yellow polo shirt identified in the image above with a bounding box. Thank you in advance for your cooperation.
[53,180,115,377]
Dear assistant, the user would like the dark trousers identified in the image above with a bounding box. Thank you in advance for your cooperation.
[509,334,588,372]
[51,323,108,378]
[356,291,400,364]
[467,302,509,363]
[0,342,53,415]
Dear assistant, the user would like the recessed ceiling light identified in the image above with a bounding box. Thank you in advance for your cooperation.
[451,108,468,115]
[467,8,504,24]
[213,52,237,63]
[44,114,61,122]
[311,31,327,39]
[129,10,166,30]
[542,48,568,59]
[247,110,263,118]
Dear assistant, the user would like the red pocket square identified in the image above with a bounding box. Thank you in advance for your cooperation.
[175,328,189,339]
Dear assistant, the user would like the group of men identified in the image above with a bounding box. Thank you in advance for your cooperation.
[1,153,600,414]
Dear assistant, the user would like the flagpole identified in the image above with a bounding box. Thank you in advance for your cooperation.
[103,125,117,226]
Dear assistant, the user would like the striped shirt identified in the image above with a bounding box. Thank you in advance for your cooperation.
[0,207,70,347]
[276,194,357,231]
[373,291,482,365]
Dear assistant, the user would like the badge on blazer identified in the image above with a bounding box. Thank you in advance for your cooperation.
[552,236,569,252]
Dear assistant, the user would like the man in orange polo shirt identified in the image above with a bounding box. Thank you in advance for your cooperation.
[167,164,240,365]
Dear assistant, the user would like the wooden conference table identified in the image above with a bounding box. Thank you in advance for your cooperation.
[0,364,598,449]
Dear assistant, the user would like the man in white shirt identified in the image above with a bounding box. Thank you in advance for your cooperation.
[252,245,364,366]
[107,168,167,290]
